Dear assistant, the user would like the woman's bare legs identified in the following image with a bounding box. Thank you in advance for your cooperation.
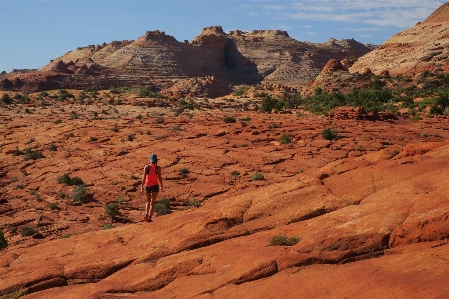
[145,192,152,219]
[148,191,159,220]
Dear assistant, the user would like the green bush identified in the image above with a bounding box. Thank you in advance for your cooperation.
[70,177,84,186]
[188,199,201,208]
[102,223,115,230]
[223,116,236,123]
[251,172,264,181]
[57,173,83,186]
[233,87,248,96]
[412,115,422,121]
[71,185,88,202]
[155,198,172,216]
[322,128,339,140]
[48,202,60,210]
[1,93,13,104]
[179,168,190,179]
[55,119,62,124]
[0,230,7,249]
[21,225,36,237]
[112,126,120,133]
[49,142,58,151]
[269,235,300,246]
[105,202,120,219]
[155,116,165,124]
[231,170,240,180]
[24,150,44,161]
[279,134,292,145]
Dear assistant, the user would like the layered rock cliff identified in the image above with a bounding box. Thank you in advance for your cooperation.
[0,26,373,97]
[350,2,449,76]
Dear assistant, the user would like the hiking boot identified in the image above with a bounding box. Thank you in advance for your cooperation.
[143,215,149,222]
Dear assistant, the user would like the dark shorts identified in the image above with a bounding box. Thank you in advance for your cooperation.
[145,185,159,193]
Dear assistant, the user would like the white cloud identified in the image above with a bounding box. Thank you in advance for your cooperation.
[276,24,290,30]
[262,0,445,28]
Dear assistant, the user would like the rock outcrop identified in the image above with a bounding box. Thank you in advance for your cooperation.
[350,2,449,76]
[0,26,373,97]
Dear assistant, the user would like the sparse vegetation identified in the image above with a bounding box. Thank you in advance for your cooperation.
[0,230,7,249]
[223,116,237,123]
[1,93,13,104]
[155,197,172,216]
[251,172,264,181]
[105,202,120,219]
[71,185,88,202]
[48,202,60,210]
[322,128,339,140]
[279,133,292,145]
[179,168,190,179]
[102,223,115,230]
[57,173,84,186]
[269,235,300,246]
[21,225,36,237]
[187,199,201,208]
[49,142,58,151]
[231,170,240,180]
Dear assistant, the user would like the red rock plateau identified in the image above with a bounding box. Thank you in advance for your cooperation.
[0,26,373,97]
[1,89,449,298]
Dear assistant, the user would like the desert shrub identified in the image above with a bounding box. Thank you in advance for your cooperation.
[155,134,169,140]
[1,93,13,104]
[90,136,97,142]
[58,190,66,199]
[279,133,292,145]
[188,199,201,208]
[322,128,339,140]
[48,202,60,210]
[57,173,71,185]
[34,193,42,201]
[112,126,119,133]
[269,235,300,246]
[49,142,58,151]
[251,172,264,181]
[261,95,279,113]
[139,89,166,99]
[223,116,236,123]
[105,202,120,219]
[127,134,135,141]
[268,123,280,129]
[155,116,165,124]
[24,150,44,161]
[102,223,115,230]
[71,185,88,202]
[233,87,248,96]
[155,197,172,216]
[70,112,79,119]
[55,119,62,124]
[0,230,7,249]
[253,92,268,98]
[179,168,190,179]
[231,170,240,180]
[57,89,74,101]
[21,225,36,237]
[412,115,422,121]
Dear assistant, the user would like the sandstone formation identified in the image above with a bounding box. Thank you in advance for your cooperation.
[350,2,449,76]
[0,26,373,97]
[1,90,449,298]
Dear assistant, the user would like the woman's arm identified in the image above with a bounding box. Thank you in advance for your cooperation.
[140,165,147,192]
[157,166,164,191]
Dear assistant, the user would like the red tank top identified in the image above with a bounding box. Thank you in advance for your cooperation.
[145,164,159,187]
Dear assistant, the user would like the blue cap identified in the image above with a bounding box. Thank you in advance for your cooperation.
[150,154,158,163]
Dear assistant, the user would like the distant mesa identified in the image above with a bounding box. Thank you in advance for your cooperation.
[0,24,374,97]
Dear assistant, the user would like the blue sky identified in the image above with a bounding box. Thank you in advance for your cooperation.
[0,0,445,73]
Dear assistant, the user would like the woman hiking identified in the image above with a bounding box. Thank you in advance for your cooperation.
[140,154,164,222]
